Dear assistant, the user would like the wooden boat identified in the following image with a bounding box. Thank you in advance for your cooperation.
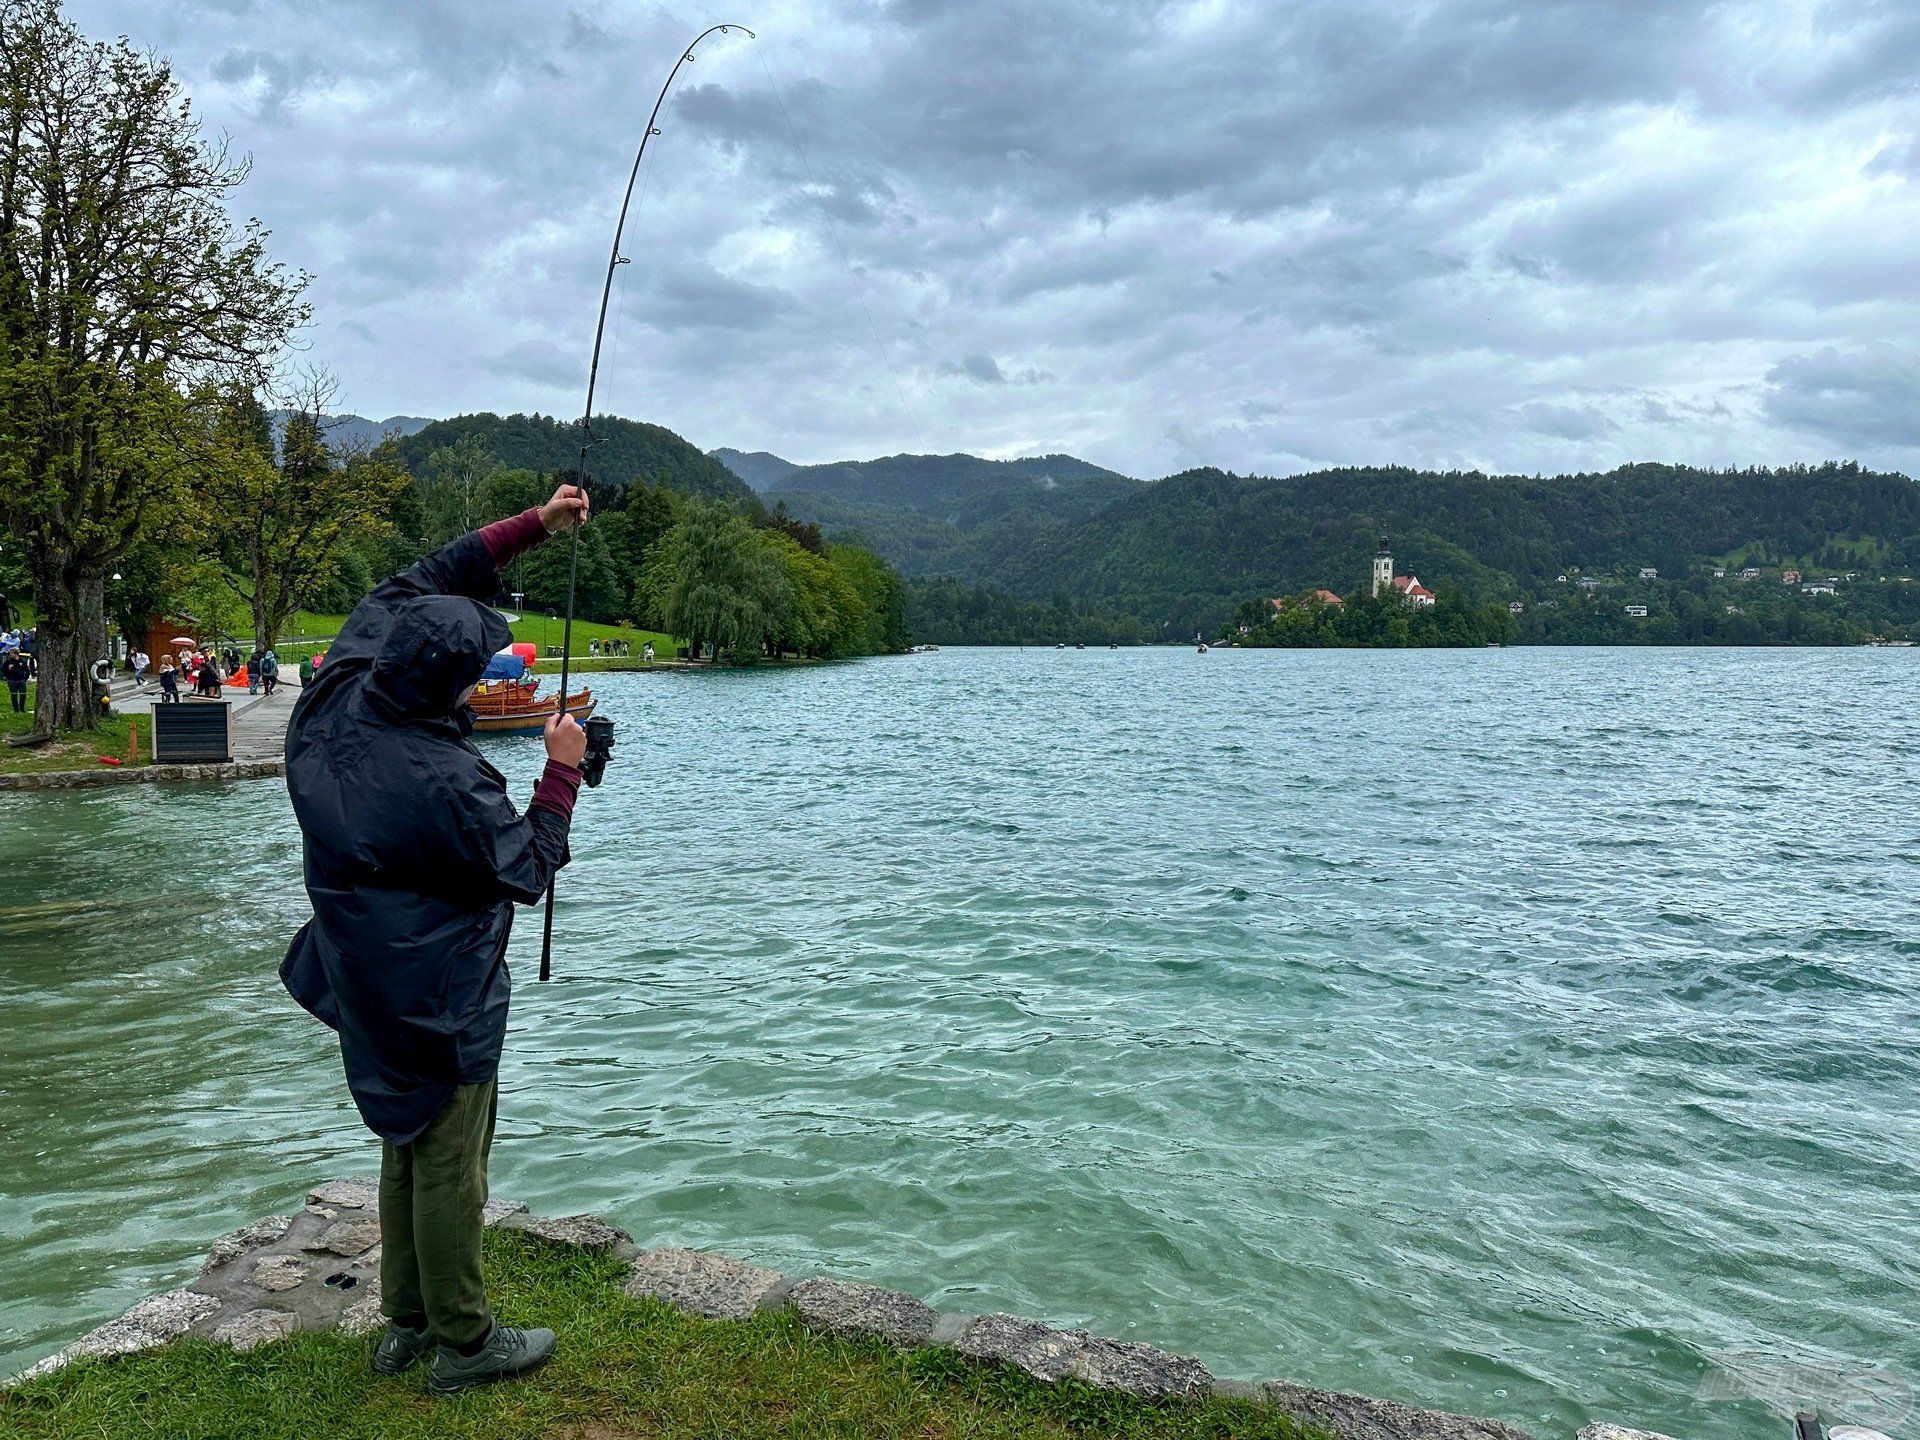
[468,687,595,734]
[468,677,540,711]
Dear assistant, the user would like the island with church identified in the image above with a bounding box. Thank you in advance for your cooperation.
[1230,537,1516,648]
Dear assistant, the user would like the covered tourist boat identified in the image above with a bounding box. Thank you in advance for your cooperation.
[464,643,595,734]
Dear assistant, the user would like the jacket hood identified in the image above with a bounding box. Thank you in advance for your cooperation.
[367,595,511,721]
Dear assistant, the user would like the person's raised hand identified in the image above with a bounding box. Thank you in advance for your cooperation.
[544,711,587,769]
[539,483,590,534]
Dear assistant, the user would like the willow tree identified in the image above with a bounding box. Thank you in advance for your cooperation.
[0,0,308,733]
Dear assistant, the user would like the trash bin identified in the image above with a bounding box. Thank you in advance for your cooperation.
[152,699,232,762]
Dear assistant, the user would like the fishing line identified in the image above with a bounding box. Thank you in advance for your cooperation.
[751,41,928,449]
[539,21,756,983]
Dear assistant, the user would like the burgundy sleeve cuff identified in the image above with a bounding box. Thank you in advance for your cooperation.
[528,758,583,823]
[479,507,550,569]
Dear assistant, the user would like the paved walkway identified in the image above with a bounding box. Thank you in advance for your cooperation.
[118,678,302,763]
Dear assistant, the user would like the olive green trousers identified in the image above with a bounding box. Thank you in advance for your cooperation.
[378,1078,498,1346]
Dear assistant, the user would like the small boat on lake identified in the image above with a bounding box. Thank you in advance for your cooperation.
[468,685,596,734]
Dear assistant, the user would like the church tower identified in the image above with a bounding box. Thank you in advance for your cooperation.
[1371,534,1393,598]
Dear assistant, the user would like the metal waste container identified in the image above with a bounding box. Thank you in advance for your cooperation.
[152,699,232,762]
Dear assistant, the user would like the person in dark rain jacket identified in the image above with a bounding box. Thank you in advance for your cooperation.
[281,483,590,1394]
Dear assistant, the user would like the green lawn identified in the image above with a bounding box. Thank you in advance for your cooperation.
[0,684,146,776]
[286,611,681,662]
[1,1232,1323,1440]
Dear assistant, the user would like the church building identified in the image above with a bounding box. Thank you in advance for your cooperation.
[1371,536,1436,607]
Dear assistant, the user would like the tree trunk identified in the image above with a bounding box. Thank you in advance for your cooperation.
[26,564,106,734]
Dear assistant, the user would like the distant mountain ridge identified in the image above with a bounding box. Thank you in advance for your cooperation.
[718,449,1920,637]
[710,448,800,491]
[712,447,1143,579]
[269,410,433,453]
[385,412,753,506]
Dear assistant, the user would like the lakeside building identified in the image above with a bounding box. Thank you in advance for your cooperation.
[1369,537,1434,606]
[1268,589,1346,614]
[1391,575,1436,606]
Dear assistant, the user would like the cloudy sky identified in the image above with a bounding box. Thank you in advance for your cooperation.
[73,0,1920,478]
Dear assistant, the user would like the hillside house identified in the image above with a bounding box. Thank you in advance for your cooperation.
[1638,566,1658,579]
[1801,582,1836,596]
[1738,567,1761,580]
[1624,605,1649,618]
[1782,569,1801,584]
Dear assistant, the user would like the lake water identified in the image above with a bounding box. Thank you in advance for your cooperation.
[2,648,1915,1437]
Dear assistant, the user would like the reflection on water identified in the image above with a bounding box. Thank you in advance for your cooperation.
[2,648,1916,1437]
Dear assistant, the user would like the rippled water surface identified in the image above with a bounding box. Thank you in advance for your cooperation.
[3,648,1916,1436]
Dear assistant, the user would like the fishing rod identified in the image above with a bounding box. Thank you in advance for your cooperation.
[538,21,757,983]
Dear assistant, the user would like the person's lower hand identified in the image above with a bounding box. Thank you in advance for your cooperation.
[539,484,589,534]
[544,711,587,769]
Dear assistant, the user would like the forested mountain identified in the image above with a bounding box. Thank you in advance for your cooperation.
[717,449,1143,579]
[710,448,800,490]
[1001,462,1920,630]
[385,412,753,506]
[745,458,1918,639]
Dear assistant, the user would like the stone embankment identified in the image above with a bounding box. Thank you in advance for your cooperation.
[8,1177,1677,1440]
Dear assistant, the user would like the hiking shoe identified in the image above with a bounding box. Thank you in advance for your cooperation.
[426,1324,556,1395]
[371,1319,435,1375]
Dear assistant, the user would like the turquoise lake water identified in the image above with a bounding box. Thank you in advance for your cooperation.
[1,647,1915,1436]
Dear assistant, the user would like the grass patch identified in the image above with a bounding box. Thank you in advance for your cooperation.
[0,685,146,776]
[1,1232,1325,1440]
[285,612,681,663]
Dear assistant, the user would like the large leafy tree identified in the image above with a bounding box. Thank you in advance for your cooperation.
[638,502,791,661]
[0,0,308,732]
[202,378,408,655]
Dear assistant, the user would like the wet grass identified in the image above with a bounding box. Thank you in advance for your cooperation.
[2,1232,1327,1440]
[0,686,145,775]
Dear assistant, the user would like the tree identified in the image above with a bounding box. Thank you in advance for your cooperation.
[417,432,499,548]
[201,375,407,655]
[638,502,791,661]
[0,0,308,731]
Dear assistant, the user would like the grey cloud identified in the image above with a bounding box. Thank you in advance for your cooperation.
[1761,345,1920,449]
[64,0,1920,477]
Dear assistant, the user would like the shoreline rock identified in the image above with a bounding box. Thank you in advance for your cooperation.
[10,1177,1690,1439]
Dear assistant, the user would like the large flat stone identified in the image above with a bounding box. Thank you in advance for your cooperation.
[212,1308,297,1352]
[483,1198,528,1226]
[338,1281,387,1339]
[1576,1428,1678,1440]
[252,1254,311,1293]
[791,1278,938,1347]
[955,1313,1083,1381]
[308,1217,379,1257]
[506,1213,633,1252]
[15,1288,222,1381]
[1263,1381,1535,1440]
[624,1248,784,1320]
[306,1176,378,1211]
[1071,1334,1211,1400]
[201,1214,294,1272]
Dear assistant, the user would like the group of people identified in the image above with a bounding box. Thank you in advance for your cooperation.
[586,637,650,659]
[152,643,281,703]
